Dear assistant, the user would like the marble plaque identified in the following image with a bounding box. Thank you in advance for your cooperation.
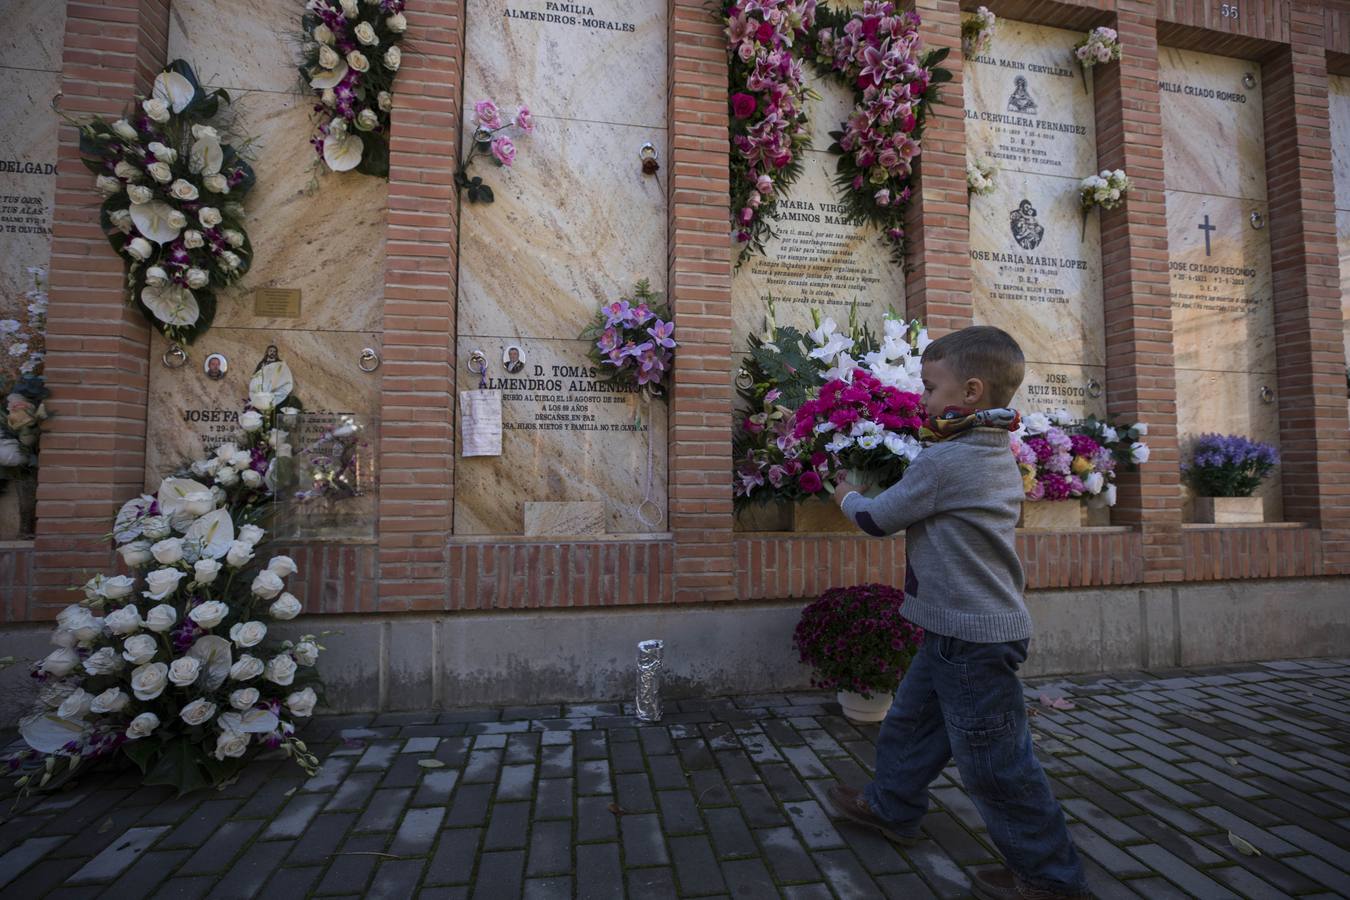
[464,0,666,129]
[970,173,1104,369]
[452,338,668,535]
[1333,76,1350,210]
[167,0,300,93]
[0,66,59,312]
[0,0,66,73]
[1014,363,1107,421]
[1166,191,1274,376]
[145,329,382,488]
[1175,368,1283,522]
[1159,48,1265,202]
[524,501,605,536]
[964,20,1097,180]
[457,116,667,342]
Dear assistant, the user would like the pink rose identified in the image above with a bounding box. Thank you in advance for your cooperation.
[474,100,503,129]
[798,471,823,494]
[739,206,754,225]
[731,93,758,119]
[515,105,534,133]
[491,136,516,167]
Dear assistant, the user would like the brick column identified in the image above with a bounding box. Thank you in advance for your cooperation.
[33,0,170,616]
[1095,2,1185,581]
[1262,0,1350,571]
[376,0,464,610]
[906,0,971,333]
[667,0,736,603]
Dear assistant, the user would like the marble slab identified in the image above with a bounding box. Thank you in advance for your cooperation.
[0,0,66,72]
[1166,191,1275,376]
[524,501,605,536]
[1159,47,1265,202]
[167,0,301,94]
[205,90,387,334]
[464,0,666,129]
[964,19,1097,180]
[1340,209,1350,390]
[970,171,1104,369]
[803,64,863,153]
[452,337,668,535]
[0,66,59,313]
[1175,367,1283,523]
[730,151,906,352]
[145,328,383,487]
[1014,363,1108,421]
[1333,76,1350,211]
[457,115,667,341]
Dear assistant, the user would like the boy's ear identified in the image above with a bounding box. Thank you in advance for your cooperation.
[963,376,986,405]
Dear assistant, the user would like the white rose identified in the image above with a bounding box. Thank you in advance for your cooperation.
[189,600,229,629]
[387,13,407,32]
[104,604,143,636]
[122,633,159,665]
[96,175,122,196]
[145,265,168,286]
[286,687,318,717]
[58,688,93,720]
[293,641,319,666]
[238,410,263,432]
[213,729,249,760]
[167,209,187,229]
[127,184,154,205]
[40,647,80,677]
[189,561,219,588]
[347,50,370,72]
[340,0,359,17]
[51,628,76,649]
[143,98,170,122]
[150,142,178,164]
[180,698,217,726]
[190,458,218,478]
[170,179,199,201]
[378,90,392,112]
[1084,472,1105,495]
[114,160,141,181]
[267,556,298,578]
[229,620,267,648]
[223,229,244,248]
[119,540,153,567]
[183,229,204,249]
[203,173,228,194]
[141,516,171,540]
[384,46,401,71]
[131,661,169,700]
[356,22,378,45]
[1101,426,1119,444]
[239,525,265,545]
[39,681,76,709]
[215,466,239,487]
[1133,422,1148,436]
[198,207,222,228]
[251,570,284,600]
[241,469,262,488]
[229,687,260,710]
[143,567,186,600]
[1130,442,1150,464]
[314,23,334,44]
[110,208,134,233]
[248,391,275,412]
[90,687,130,714]
[58,604,92,629]
[1023,412,1052,435]
[269,593,302,621]
[185,268,209,289]
[168,656,202,686]
[220,251,241,271]
[103,575,136,600]
[147,161,173,183]
[145,604,177,633]
[112,119,138,141]
[266,654,298,686]
[230,655,264,681]
[318,44,340,69]
[356,109,379,131]
[228,449,252,469]
[125,237,153,261]
[226,540,254,567]
[126,711,160,740]
[83,646,123,676]
[151,537,184,565]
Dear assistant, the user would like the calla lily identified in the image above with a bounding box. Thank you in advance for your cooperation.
[184,508,235,559]
[129,201,184,244]
[20,711,89,753]
[157,477,211,517]
[323,132,364,171]
[309,61,349,90]
[187,635,234,691]
[189,136,223,177]
[152,70,196,113]
[220,707,279,734]
[141,285,200,326]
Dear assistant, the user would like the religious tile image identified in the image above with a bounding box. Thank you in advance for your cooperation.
[964,19,1099,181]
[1159,47,1266,203]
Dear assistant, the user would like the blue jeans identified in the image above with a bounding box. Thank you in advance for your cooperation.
[864,633,1088,894]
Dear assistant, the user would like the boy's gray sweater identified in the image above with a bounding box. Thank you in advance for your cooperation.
[840,427,1032,642]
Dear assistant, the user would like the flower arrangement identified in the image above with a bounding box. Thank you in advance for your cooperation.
[809,2,951,265]
[0,266,50,502]
[1074,26,1120,91]
[579,280,676,396]
[1080,168,1131,212]
[967,156,997,196]
[79,62,255,344]
[455,99,534,204]
[961,6,997,58]
[1011,409,1150,505]
[724,0,818,262]
[1182,433,1279,497]
[794,583,924,699]
[10,362,323,796]
[299,0,408,176]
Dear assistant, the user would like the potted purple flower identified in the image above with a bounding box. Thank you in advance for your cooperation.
[1182,433,1279,524]
[793,584,924,723]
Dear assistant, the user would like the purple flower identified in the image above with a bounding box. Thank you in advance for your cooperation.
[646,319,676,349]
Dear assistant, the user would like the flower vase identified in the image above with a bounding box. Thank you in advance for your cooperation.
[837,689,893,724]
[1192,496,1263,524]
[791,497,855,533]
[1019,500,1087,530]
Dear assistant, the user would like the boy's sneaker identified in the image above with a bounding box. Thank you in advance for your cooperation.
[824,784,922,846]
[971,867,1093,900]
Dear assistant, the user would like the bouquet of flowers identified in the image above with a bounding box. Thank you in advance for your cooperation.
[300,0,408,176]
[1011,409,1149,505]
[1182,433,1279,497]
[580,280,676,396]
[79,61,255,344]
[455,99,534,203]
[1074,26,1120,91]
[961,6,997,58]
[1080,168,1131,212]
[0,266,50,500]
[967,156,997,196]
[11,361,323,796]
[810,1,951,263]
[724,0,818,262]
[794,583,924,699]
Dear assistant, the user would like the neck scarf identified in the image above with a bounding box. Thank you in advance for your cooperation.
[920,407,1021,443]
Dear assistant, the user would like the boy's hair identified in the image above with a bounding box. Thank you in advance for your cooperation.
[921,326,1025,407]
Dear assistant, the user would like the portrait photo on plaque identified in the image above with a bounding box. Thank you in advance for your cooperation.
[503,344,526,374]
[204,353,228,380]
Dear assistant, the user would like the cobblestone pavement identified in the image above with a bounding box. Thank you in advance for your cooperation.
[1,659,1349,899]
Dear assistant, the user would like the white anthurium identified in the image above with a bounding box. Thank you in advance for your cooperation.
[187,634,234,691]
[157,477,213,519]
[152,70,196,113]
[309,61,350,90]
[249,361,294,405]
[189,135,223,177]
[141,285,200,327]
[19,712,89,754]
[323,131,364,172]
[220,707,280,734]
[129,200,183,244]
[184,508,235,559]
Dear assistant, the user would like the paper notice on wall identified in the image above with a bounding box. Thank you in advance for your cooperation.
[459,389,502,457]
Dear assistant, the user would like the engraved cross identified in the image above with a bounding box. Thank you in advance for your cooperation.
[1198,215,1216,256]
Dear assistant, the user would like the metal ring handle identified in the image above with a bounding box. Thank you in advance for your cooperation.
[162,343,188,369]
[639,142,657,161]
[467,350,487,375]
[358,347,381,372]
[1249,210,1265,230]
[734,368,754,391]
[1259,385,1275,404]
[1086,378,1102,399]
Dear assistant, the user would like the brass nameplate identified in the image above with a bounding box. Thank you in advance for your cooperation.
[254,288,302,318]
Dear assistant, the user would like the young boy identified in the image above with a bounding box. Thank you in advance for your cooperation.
[827,326,1090,900]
